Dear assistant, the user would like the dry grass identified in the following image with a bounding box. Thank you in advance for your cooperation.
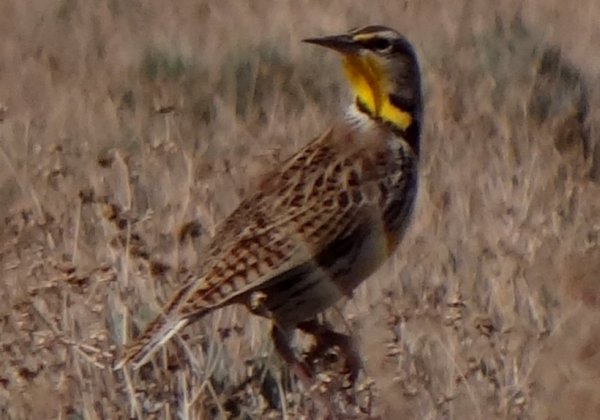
[1,0,600,418]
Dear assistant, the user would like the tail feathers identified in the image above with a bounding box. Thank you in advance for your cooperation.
[114,315,190,370]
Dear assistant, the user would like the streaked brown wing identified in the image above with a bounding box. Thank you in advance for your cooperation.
[171,127,384,316]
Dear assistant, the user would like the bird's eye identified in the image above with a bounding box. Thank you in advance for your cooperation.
[366,37,392,52]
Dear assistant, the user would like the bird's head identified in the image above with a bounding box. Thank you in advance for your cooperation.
[304,25,422,136]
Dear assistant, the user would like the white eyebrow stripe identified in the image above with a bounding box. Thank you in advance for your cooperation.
[352,30,398,42]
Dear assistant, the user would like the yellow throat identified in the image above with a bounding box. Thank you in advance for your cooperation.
[342,55,412,131]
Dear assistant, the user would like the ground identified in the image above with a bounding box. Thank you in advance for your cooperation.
[1,0,600,419]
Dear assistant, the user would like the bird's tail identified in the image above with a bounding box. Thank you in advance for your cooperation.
[114,312,191,370]
[115,276,222,370]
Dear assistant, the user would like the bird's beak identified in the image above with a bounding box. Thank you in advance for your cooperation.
[302,34,359,54]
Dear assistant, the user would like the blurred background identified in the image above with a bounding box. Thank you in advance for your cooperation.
[1,0,599,418]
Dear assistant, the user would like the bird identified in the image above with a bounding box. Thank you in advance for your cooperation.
[115,25,423,384]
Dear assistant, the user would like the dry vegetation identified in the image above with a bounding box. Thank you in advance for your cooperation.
[1,0,600,418]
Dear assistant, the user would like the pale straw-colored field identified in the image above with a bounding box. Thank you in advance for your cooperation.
[1,0,599,418]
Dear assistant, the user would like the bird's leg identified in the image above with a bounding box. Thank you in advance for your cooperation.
[247,293,316,385]
[297,319,362,384]
[271,324,314,385]
[272,323,341,417]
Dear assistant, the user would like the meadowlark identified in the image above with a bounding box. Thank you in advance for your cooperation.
[115,25,423,383]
